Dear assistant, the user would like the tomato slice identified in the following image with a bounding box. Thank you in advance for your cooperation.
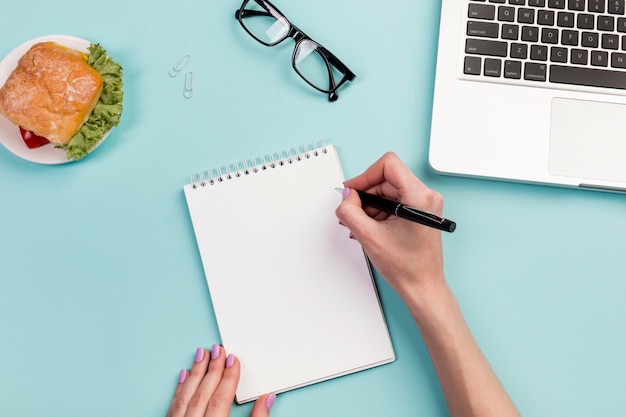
[19,127,50,149]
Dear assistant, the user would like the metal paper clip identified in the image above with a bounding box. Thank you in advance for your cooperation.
[169,55,191,77]
[183,72,195,99]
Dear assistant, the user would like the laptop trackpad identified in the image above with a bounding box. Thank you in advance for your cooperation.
[550,97,626,183]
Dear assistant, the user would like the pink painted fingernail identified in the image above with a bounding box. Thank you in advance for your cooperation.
[349,232,355,239]
[194,347,204,363]
[266,393,277,410]
[211,344,220,360]
[342,187,350,200]
[226,353,235,368]
[178,369,188,384]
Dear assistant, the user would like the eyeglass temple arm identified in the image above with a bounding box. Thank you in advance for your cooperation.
[320,53,339,102]
[235,9,273,19]
[314,45,355,102]
[320,46,355,81]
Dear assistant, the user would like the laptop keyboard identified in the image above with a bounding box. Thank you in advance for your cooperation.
[463,0,626,92]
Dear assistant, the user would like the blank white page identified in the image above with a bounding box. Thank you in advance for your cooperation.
[183,144,395,403]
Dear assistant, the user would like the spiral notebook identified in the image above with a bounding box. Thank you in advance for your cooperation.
[183,143,395,404]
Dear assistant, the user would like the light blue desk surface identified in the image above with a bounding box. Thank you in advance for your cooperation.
[1,1,625,416]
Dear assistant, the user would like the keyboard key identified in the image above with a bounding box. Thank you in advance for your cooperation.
[602,33,620,49]
[521,25,540,41]
[498,6,516,21]
[524,62,547,81]
[466,38,508,56]
[618,17,626,32]
[571,48,589,64]
[502,24,520,40]
[510,42,529,58]
[484,58,502,76]
[469,4,496,19]
[562,29,579,45]
[464,56,482,75]
[504,60,523,78]
[548,0,566,9]
[591,50,610,66]
[542,27,559,43]
[551,46,568,62]
[598,15,616,31]
[529,0,546,6]
[509,0,526,5]
[577,14,595,29]
[568,0,585,11]
[518,8,536,23]
[582,31,600,47]
[557,11,575,27]
[550,65,626,89]
[531,44,549,60]
[608,0,626,15]
[538,10,556,25]
[467,21,500,38]
[611,52,626,68]
[588,0,605,13]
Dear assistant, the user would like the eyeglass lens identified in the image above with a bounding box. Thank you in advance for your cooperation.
[294,40,344,93]
[239,1,289,45]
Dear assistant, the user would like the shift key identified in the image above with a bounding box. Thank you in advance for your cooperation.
[465,39,508,57]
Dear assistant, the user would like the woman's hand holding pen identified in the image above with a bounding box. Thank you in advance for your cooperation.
[335,151,447,313]
[335,152,520,417]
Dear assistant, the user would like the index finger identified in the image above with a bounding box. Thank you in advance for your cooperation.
[343,152,428,204]
[203,353,240,417]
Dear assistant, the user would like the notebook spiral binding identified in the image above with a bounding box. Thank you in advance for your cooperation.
[190,140,329,189]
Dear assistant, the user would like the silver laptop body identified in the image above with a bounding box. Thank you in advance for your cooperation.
[430,0,626,193]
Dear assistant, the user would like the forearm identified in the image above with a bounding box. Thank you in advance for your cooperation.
[403,282,520,417]
[336,152,519,415]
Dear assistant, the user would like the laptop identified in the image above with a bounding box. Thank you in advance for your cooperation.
[430,0,626,193]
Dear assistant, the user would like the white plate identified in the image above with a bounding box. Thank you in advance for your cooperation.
[0,34,113,164]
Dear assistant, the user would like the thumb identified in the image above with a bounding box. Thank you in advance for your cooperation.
[250,393,276,417]
[335,188,376,241]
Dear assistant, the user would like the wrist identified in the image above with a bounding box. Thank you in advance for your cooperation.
[401,279,462,336]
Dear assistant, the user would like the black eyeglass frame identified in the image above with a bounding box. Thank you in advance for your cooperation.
[235,0,356,102]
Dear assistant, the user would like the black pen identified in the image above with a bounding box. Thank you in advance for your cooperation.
[337,188,456,233]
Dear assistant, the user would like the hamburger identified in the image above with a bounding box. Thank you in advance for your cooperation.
[0,40,123,160]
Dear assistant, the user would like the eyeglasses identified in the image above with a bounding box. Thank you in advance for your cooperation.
[235,0,356,102]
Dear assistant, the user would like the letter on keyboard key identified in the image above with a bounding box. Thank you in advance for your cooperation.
[612,52,626,69]
[465,38,508,57]
[550,65,626,89]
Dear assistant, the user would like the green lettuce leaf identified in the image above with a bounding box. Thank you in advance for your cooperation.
[59,43,124,161]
